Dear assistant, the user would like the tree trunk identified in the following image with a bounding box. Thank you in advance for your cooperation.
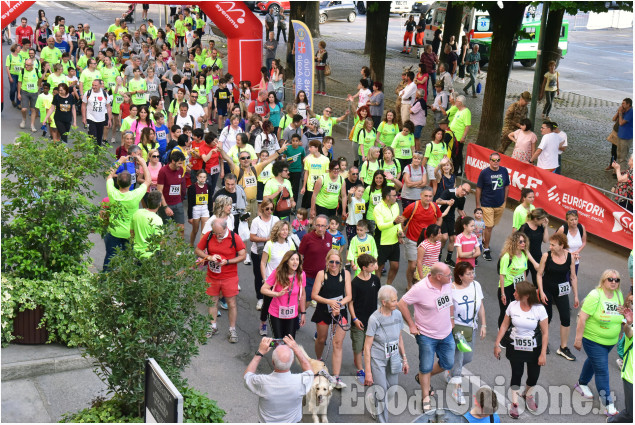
[304,1,321,38]
[540,8,565,75]
[438,3,464,65]
[367,2,391,84]
[364,2,376,54]
[476,2,528,150]
[286,2,309,79]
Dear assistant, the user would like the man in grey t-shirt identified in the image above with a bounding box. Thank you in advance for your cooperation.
[244,336,314,423]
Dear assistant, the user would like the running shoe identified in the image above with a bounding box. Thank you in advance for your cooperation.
[219,300,228,310]
[508,402,520,419]
[19,120,25,129]
[444,258,456,267]
[483,250,492,261]
[334,376,347,389]
[259,323,267,336]
[522,393,538,413]
[557,346,576,361]
[605,403,618,417]
[206,325,218,338]
[228,328,238,343]
[357,369,365,385]
[310,300,317,308]
[244,254,252,265]
[313,331,318,341]
[574,382,594,399]
[616,358,624,370]
[256,299,264,311]
[365,391,378,420]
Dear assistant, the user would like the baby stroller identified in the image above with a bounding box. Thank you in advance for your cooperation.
[122,4,135,24]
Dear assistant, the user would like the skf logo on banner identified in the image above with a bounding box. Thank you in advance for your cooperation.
[612,211,634,234]
[215,2,246,28]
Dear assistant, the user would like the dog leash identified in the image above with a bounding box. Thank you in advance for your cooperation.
[321,312,351,364]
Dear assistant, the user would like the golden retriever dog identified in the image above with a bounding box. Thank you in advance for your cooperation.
[297,346,333,423]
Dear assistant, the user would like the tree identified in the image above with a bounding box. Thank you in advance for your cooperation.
[475,1,529,150]
[305,1,321,38]
[365,1,391,84]
[438,2,464,66]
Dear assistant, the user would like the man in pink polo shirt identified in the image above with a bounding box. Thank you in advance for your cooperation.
[398,262,454,412]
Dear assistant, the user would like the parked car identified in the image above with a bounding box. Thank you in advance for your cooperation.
[256,1,290,15]
[411,1,432,15]
[243,2,259,12]
[319,1,357,24]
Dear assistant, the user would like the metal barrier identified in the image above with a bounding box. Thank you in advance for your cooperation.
[587,182,632,209]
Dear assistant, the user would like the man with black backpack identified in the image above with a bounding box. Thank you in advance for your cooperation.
[195,217,246,343]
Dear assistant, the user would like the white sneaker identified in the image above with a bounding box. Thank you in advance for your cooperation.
[256,299,264,311]
[31,126,37,132]
[19,120,25,128]
[574,382,593,399]
[110,137,116,144]
[605,403,618,417]
[244,254,252,265]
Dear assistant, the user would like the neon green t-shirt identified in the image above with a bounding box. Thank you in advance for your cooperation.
[147,25,158,39]
[47,73,67,90]
[356,127,377,158]
[380,160,401,186]
[258,163,274,184]
[61,59,75,76]
[131,208,163,259]
[374,201,402,245]
[304,154,330,192]
[5,54,23,75]
[499,252,528,288]
[120,116,135,133]
[362,186,383,221]
[377,122,399,147]
[40,46,62,65]
[228,144,257,165]
[391,132,415,159]
[106,178,147,239]
[315,174,343,209]
[581,289,624,346]
[18,68,41,93]
[35,93,54,125]
[111,86,126,115]
[174,20,186,36]
[360,159,380,186]
[263,178,294,204]
[204,56,223,70]
[347,235,378,276]
[424,141,448,169]
[317,115,338,137]
[192,84,208,105]
[512,204,535,231]
[449,107,472,141]
[79,68,102,92]
[101,66,119,92]
[128,78,147,105]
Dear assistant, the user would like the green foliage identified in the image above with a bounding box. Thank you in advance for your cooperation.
[60,387,226,423]
[1,272,97,347]
[1,131,112,280]
[545,1,633,14]
[79,223,211,416]
[180,386,226,423]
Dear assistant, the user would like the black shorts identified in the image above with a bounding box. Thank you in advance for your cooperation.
[441,216,455,236]
[378,242,400,264]
[142,4,149,10]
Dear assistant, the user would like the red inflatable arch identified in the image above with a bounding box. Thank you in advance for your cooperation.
[1,1,263,102]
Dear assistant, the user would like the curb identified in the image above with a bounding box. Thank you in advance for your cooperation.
[2,354,94,382]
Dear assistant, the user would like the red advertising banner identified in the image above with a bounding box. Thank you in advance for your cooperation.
[465,144,633,249]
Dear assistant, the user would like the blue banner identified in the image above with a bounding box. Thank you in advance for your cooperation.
[291,20,314,108]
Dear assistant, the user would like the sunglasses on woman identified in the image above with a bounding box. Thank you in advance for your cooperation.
[607,277,621,283]
[151,155,160,158]
[329,260,341,265]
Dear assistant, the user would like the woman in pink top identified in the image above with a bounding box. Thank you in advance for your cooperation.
[415,224,442,284]
[146,148,162,192]
[454,216,481,267]
[131,105,156,145]
[414,63,429,102]
[260,251,306,339]
[508,118,537,163]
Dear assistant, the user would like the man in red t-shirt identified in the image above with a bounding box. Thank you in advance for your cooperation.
[247,90,271,120]
[298,215,331,303]
[195,218,246,343]
[401,186,442,289]
[15,18,34,46]
[157,150,186,233]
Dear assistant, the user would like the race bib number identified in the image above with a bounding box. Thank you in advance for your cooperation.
[371,194,382,205]
[115,94,124,104]
[148,83,157,92]
[512,274,525,287]
[210,164,220,174]
[311,174,321,183]
[208,261,222,274]
[513,337,535,351]
[260,169,271,180]
[156,130,166,140]
[326,182,340,193]
[169,184,181,196]
[231,204,237,215]
[134,93,145,102]
[558,282,571,296]
[357,243,370,254]
[278,305,296,319]
[130,172,137,185]
[244,175,257,187]
[384,340,399,359]
[219,92,227,99]
[354,203,366,214]
[604,302,620,315]
[255,105,264,114]
[327,295,344,313]
[401,147,411,157]
[436,294,451,311]
[26,82,36,91]
[196,193,208,205]
[108,80,116,89]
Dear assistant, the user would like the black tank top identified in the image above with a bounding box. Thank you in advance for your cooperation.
[316,269,346,314]
[520,223,544,262]
[542,251,571,286]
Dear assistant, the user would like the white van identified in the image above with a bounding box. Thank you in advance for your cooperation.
[420,1,490,46]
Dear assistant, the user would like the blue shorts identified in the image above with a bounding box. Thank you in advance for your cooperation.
[415,332,455,374]
[217,107,228,117]
[414,125,423,139]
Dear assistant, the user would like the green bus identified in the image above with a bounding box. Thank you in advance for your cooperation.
[476,19,569,68]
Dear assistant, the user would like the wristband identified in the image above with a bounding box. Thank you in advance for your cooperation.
[300,312,306,315]
[255,351,264,357]
[352,317,358,322]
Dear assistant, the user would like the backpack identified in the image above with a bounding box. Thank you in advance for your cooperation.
[85,89,109,104]
[205,229,238,257]
[402,163,424,186]
[162,145,185,165]
[274,184,292,218]
[562,222,585,239]
[496,254,513,276]
[445,129,459,159]
[237,165,257,186]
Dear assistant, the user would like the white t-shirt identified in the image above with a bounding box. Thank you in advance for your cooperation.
[506,301,547,340]
[175,114,195,129]
[536,132,560,170]
[358,88,372,107]
[347,197,366,225]
[82,89,110,122]
[556,130,567,156]
[452,281,484,328]
[201,214,234,236]
[254,132,280,155]
[187,102,205,128]
[297,102,307,120]
[220,125,244,152]
[249,216,280,255]
[263,239,296,278]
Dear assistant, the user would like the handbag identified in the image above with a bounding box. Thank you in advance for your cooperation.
[324,63,331,76]
[476,82,482,94]
[452,284,477,343]
[607,129,619,145]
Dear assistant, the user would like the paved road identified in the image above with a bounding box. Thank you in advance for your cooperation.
[0,2,632,423]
